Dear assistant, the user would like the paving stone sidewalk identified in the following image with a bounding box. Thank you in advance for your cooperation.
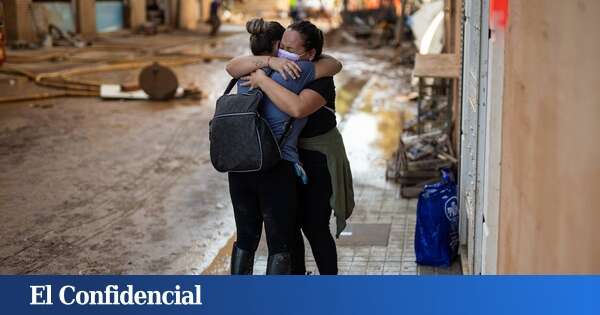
[252,74,462,276]
[251,165,461,275]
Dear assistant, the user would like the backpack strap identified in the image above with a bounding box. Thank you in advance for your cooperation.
[223,78,239,95]
[223,68,272,96]
[224,69,294,148]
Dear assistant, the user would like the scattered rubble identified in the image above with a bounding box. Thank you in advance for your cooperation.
[0,43,229,103]
[387,86,457,198]
[47,24,89,48]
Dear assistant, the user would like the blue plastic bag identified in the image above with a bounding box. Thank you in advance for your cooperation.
[414,169,459,267]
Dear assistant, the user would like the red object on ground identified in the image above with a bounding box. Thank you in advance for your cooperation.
[490,0,509,29]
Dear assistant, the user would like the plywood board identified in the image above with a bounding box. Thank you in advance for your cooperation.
[498,0,600,274]
[413,53,461,78]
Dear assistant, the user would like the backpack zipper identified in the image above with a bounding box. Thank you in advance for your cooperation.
[213,112,257,119]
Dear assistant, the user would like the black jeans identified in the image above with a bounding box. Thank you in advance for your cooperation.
[228,161,298,256]
[292,149,338,275]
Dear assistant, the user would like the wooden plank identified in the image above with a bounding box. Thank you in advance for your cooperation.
[413,53,461,78]
[179,0,199,30]
[4,0,36,43]
[128,0,147,29]
[74,0,96,37]
[164,0,179,28]
[200,0,211,22]
[444,0,451,52]
[453,0,463,53]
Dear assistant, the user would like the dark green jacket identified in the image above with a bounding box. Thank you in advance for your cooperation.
[299,127,355,237]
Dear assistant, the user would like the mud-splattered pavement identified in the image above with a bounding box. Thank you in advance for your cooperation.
[0,30,250,274]
[0,27,425,275]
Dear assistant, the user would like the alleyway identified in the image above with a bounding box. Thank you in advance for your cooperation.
[0,27,459,275]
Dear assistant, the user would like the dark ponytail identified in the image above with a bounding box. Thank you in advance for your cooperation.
[288,20,324,59]
[246,18,285,56]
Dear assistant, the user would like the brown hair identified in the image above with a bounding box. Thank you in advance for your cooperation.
[246,18,285,56]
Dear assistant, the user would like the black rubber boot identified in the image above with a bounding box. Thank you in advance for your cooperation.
[266,252,291,275]
[290,253,306,275]
[230,242,255,275]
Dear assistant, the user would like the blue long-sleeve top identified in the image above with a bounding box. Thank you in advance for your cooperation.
[236,61,315,163]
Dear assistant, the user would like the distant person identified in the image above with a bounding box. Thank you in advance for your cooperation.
[289,0,305,23]
[209,0,222,36]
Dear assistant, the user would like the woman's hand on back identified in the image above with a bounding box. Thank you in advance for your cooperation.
[240,69,269,89]
[269,57,302,80]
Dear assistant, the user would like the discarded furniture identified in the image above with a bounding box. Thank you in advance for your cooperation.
[388,131,456,198]
[387,53,460,198]
[413,53,460,134]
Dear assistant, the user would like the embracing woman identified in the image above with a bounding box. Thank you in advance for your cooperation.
[228,19,355,275]
[224,18,344,275]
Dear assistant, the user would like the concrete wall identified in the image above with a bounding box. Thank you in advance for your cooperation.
[498,0,600,273]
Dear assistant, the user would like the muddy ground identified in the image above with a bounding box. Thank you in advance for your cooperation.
[0,27,414,274]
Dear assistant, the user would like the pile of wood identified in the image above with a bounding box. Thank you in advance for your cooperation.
[387,95,457,198]
[333,6,401,49]
[386,0,463,198]
[388,132,456,198]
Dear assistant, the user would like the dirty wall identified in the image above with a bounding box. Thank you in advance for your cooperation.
[498,0,600,273]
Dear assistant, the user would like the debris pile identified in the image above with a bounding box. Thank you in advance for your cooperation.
[0,42,233,104]
[0,59,206,104]
[383,0,460,198]
[339,8,398,48]
[45,24,88,48]
[387,88,457,198]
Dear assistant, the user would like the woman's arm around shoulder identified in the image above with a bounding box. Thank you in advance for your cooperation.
[241,69,327,118]
[225,55,269,78]
[226,55,303,80]
[314,54,343,79]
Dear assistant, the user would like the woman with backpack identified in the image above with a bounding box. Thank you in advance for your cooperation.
[229,20,355,275]
[223,18,343,275]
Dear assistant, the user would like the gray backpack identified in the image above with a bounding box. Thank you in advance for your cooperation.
[209,78,293,173]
